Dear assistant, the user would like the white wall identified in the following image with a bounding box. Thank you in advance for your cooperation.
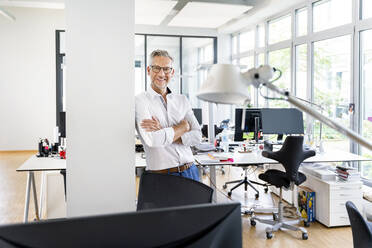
[65,0,135,217]
[0,7,65,151]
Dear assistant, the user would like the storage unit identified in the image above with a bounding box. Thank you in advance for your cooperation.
[301,172,363,227]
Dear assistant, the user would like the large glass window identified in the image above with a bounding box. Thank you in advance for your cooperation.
[240,30,255,53]
[232,35,238,55]
[313,35,351,151]
[257,24,265,48]
[239,56,254,69]
[313,0,352,32]
[295,44,307,100]
[360,30,372,180]
[135,35,145,96]
[257,53,266,107]
[268,14,291,44]
[362,0,372,19]
[296,7,308,37]
[182,38,215,108]
[268,48,291,107]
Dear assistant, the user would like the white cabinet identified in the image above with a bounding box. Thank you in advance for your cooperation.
[301,172,363,227]
[269,168,363,227]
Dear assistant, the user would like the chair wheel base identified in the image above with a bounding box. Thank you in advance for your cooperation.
[250,220,256,226]
[304,221,310,227]
[266,232,273,239]
[228,192,232,197]
[302,233,308,240]
[264,187,269,193]
[273,213,278,221]
[255,193,259,199]
[222,184,227,189]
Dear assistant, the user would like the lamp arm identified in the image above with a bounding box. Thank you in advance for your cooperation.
[264,82,372,151]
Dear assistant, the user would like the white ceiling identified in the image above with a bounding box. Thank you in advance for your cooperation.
[0,0,307,33]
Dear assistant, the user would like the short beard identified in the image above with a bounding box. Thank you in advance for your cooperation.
[151,81,167,92]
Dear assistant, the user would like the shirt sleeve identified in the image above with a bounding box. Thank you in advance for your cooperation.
[135,96,175,147]
[180,97,202,147]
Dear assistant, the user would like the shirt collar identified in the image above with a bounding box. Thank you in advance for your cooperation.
[148,85,172,98]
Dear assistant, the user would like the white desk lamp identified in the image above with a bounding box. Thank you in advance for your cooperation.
[197,64,372,152]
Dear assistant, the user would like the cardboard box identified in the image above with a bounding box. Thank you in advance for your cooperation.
[298,186,315,222]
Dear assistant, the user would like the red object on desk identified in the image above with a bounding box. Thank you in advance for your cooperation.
[59,150,66,159]
[220,158,234,162]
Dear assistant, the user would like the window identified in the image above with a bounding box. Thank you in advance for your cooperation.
[232,35,238,55]
[182,38,215,108]
[362,0,372,19]
[313,35,351,151]
[257,24,265,48]
[257,53,266,107]
[313,0,352,32]
[268,48,291,107]
[239,30,255,53]
[295,44,307,100]
[257,53,265,67]
[240,56,254,103]
[239,56,254,69]
[296,7,307,37]
[360,30,372,180]
[135,35,145,96]
[268,14,291,44]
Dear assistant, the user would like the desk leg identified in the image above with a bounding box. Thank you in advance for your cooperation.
[30,172,40,221]
[209,166,217,203]
[23,172,32,222]
[39,172,45,220]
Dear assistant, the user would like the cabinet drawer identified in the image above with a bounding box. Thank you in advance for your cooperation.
[330,190,362,200]
[330,212,350,226]
[330,199,362,214]
[330,183,362,192]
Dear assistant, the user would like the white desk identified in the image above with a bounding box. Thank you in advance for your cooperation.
[17,156,66,222]
[18,153,147,223]
[194,150,371,201]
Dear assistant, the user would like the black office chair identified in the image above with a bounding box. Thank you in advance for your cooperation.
[250,136,315,240]
[137,172,213,211]
[346,201,372,248]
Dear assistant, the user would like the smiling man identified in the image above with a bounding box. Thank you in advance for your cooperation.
[135,49,202,181]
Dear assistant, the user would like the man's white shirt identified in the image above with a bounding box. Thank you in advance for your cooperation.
[135,87,202,170]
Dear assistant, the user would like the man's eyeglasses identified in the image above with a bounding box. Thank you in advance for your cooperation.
[150,65,173,74]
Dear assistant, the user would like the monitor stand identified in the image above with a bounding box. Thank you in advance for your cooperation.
[277,134,283,144]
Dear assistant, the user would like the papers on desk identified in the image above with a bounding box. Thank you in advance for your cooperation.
[301,163,336,181]
[196,153,234,164]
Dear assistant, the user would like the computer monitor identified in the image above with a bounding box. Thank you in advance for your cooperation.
[260,108,304,135]
[192,108,202,125]
[234,108,262,141]
[0,203,242,248]
[59,111,66,138]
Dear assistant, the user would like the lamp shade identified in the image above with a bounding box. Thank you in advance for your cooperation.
[196,64,250,105]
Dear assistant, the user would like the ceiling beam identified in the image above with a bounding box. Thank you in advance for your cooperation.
[160,0,257,27]
[160,0,189,26]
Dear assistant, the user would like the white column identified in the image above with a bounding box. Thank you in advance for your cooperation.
[65,0,135,217]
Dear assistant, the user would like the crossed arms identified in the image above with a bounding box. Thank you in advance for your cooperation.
[135,98,202,148]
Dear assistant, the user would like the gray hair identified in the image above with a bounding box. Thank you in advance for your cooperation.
[149,49,173,65]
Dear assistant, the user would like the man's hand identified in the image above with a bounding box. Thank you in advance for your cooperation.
[140,116,162,132]
[178,119,190,133]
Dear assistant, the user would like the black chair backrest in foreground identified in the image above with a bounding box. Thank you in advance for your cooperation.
[0,203,242,248]
[346,201,372,248]
[137,172,213,211]
[261,136,315,184]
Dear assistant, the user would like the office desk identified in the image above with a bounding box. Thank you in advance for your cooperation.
[17,156,66,222]
[194,150,371,201]
[18,153,147,223]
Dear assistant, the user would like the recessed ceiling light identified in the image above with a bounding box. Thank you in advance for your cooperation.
[135,0,178,25]
[168,2,252,28]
